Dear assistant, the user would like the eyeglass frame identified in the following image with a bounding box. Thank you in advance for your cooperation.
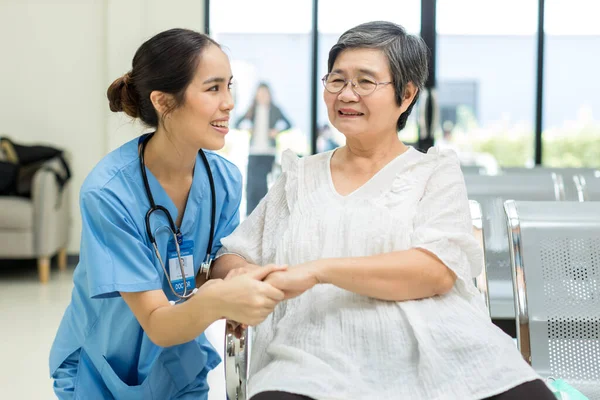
[321,72,393,97]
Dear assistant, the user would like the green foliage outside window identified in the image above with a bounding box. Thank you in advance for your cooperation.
[446,106,600,168]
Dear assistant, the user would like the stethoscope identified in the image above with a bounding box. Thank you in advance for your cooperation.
[139,132,216,303]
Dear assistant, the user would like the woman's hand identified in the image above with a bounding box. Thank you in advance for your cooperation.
[199,265,288,326]
[264,261,321,299]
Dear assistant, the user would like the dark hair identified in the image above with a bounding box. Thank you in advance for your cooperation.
[243,81,273,120]
[327,21,429,131]
[254,82,272,100]
[107,28,220,127]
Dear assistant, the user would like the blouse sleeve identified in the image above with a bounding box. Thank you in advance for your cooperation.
[410,148,483,296]
[210,165,243,259]
[216,189,270,265]
[218,150,297,265]
[80,189,162,299]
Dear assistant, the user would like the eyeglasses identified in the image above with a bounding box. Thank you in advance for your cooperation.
[321,73,392,97]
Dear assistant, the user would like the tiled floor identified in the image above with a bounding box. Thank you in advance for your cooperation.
[0,260,227,399]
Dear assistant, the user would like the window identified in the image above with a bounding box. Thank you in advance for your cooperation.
[436,0,538,170]
[543,0,600,167]
[210,0,312,216]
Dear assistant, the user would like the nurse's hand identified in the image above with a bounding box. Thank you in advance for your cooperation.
[209,264,288,326]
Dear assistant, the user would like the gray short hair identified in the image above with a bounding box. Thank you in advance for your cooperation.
[327,21,429,131]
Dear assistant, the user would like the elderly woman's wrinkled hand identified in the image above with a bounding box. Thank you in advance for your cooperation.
[264,261,321,300]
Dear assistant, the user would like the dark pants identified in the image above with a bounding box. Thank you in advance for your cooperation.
[483,379,556,400]
[246,154,275,216]
[250,392,313,400]
[250,379,556,400]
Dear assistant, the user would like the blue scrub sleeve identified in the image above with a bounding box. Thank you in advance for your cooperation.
[210,173,242,259]
[80,189,162,299]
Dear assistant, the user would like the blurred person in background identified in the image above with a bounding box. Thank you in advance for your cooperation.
[235,82,292,215]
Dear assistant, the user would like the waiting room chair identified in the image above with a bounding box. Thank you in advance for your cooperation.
[461,164,486,175]
[504,200,600,400]
[573,171,600,201]
[224,199,492,400]
[0,156,71,282]
[502,167,599,201]
[464,173,564,320]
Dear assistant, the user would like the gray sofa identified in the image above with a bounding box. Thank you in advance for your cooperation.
[0,156,71,282]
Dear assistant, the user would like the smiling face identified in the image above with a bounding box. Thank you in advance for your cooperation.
[324,48,417,142]
[163,45,235,151]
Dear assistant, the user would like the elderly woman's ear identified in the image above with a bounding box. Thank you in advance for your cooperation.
[400,82,419,113]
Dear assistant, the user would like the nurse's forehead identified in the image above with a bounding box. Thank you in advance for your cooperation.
[195,46,232,83]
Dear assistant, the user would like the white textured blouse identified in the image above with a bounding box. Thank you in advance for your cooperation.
[219,147,539,400]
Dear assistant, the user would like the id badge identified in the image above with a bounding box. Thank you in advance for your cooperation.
[167,239,195,295]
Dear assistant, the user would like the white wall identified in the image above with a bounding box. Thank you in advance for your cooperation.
[0,0,107,254]
[0,0,206,253]
[106,0,207,150]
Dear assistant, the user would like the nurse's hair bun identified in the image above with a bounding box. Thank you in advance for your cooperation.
[107,71,139,118]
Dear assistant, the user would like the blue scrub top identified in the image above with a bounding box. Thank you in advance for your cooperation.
[49,135,242,399]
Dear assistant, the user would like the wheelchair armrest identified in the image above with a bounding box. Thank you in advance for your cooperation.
[225,320,250,400]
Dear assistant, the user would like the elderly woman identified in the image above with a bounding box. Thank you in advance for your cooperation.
[211,21,555,400]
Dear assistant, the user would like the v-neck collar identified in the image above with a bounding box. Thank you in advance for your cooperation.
[326,146,419,201]
[139,137,205,237]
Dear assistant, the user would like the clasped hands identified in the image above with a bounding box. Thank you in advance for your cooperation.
[215,261,321,336]
[226,261,321,300]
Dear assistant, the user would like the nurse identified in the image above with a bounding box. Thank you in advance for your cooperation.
[49,28,285,399]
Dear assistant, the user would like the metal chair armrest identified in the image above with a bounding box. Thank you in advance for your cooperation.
[469,200,490,314]
[503,200,531,364]
[225,320,250,400]
[573,175,588,202]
